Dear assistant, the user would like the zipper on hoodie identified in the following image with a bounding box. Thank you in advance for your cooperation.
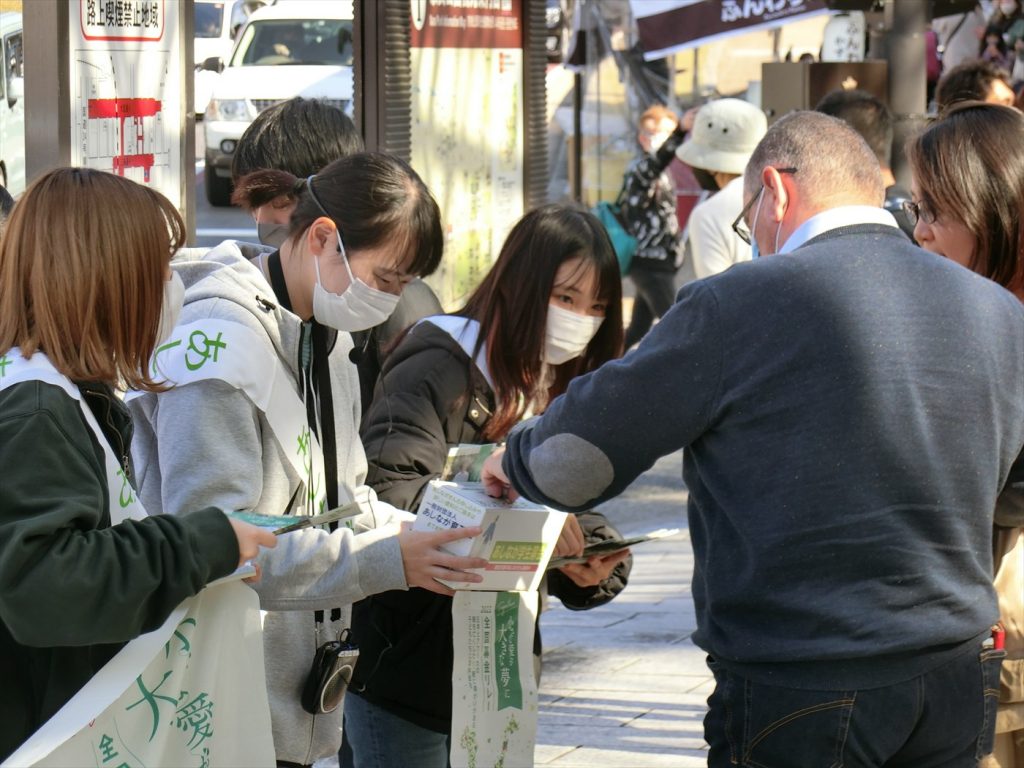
[85,385,132,479]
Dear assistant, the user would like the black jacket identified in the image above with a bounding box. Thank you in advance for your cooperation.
[351,320,630,733]
[0,378,239,760]
[620,126,687,272]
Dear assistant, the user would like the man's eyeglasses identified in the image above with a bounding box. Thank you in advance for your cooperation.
[731,167,797,246]
[901,199,936,226]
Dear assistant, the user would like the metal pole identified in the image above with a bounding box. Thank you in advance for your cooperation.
[887,0,929,187]
[182,0,196,240]
[24,0,71,181]
[572,71,582,203]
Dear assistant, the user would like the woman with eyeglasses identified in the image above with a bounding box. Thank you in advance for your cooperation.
[907,101,1024,768]
[127,152,488,767]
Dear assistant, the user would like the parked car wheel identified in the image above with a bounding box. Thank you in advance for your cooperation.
[204,165,234,207]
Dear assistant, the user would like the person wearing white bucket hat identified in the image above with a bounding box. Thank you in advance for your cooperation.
[676,98,767,280]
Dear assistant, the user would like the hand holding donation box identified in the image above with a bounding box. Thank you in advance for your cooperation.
[413,481,567,591]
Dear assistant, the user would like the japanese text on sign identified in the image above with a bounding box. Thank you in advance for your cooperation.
[722,0,808,24]
[82,0,165,42]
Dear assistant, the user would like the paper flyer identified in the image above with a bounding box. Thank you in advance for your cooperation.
[451,591,539,768]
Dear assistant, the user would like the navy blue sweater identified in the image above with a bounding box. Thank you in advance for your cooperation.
[502,224,1024,689]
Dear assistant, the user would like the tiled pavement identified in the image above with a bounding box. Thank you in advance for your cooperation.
[534,451,710,767]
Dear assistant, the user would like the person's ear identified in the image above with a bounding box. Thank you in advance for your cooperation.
[306,216,337,257]
[761,166,791,223]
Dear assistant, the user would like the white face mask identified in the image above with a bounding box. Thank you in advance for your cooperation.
[749,186,784,258]
[155,271,184,345]
[312,232,401,332]
[543,303,604,366]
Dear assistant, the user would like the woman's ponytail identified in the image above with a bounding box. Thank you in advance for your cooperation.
[230,169,304,211]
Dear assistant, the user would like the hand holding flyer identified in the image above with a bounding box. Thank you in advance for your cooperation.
[547,527,681,568]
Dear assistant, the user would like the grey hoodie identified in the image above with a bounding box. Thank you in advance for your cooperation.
[129,241,411,765]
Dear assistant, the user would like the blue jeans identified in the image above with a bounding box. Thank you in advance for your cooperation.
[341,692,449,768]
[704,645,1004,767]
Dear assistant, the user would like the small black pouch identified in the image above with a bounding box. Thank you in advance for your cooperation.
[301,628,359,715]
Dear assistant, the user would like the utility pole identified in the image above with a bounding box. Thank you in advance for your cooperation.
[887,0,929,187]
[865,0,931,187]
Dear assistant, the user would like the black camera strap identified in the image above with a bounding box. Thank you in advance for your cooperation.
[311,323,343,623]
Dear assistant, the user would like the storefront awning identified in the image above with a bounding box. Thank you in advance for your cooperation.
[632,0,832,61]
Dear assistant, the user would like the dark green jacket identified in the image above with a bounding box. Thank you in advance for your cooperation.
[0,378,239,761]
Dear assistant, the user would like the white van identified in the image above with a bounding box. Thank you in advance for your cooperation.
[201,0,354,205]
[194,0,268,117]
[0,11,25,196]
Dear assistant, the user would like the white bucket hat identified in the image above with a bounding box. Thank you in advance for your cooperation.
[676,98,768,176]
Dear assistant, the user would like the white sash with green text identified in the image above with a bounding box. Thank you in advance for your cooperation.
[142,318,330,515]
[0,349,274,768]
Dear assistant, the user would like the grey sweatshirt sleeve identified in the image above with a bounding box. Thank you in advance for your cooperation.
[134,377,409,611]
[502,281,724,511]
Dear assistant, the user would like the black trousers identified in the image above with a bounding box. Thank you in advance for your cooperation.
[624,265,678,349]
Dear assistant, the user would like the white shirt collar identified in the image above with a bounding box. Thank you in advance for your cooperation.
[778,206,900,254]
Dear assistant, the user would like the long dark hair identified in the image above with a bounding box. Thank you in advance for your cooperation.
[907,101,1024,294]
[233,151,443,277]
[458,204,624,439]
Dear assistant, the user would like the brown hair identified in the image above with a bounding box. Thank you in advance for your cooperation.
[907,101,1024,294]
[935,60,1012,113]
[639,104,677,131]
[458,204,624,439]
[0,168,185,390]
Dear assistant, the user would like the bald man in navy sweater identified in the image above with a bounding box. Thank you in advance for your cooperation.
[484,111,1024,766]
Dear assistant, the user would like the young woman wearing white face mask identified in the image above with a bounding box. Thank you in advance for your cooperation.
[127,152,488,768]
[343,204,631,768]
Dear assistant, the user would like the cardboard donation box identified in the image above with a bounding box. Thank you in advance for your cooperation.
[414,480,566,767]
[413,481,567,591]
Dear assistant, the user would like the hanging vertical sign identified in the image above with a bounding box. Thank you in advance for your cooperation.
[409,0,525,308]
[69,0,184,210]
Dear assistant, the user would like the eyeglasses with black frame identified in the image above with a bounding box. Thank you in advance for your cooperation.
[731,167,798,246]
[900,199,936,227]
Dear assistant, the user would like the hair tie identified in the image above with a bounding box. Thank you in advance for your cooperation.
[305,175,332,219]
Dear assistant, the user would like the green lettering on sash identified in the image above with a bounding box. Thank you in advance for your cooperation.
[152,339,182,374]
[184,331,227,371]
[175,691,215,751]
[0,354,10,378]
[126,671,177,741]
[116,468,135,508]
